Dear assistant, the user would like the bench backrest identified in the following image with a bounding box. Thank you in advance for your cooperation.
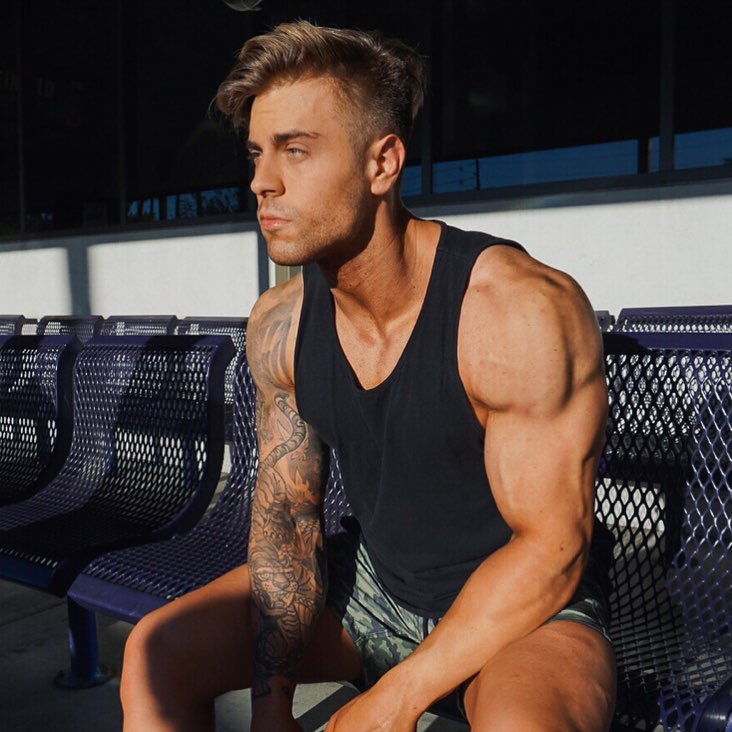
[37,315,104,342]
[75,340,257,609]
[99,315,179,336]
[176,317,248,413]
[0,335,234,595]
[615,305,732,333]
[0,335,80,505]
[0,315,26,335]
[598,332,732,730]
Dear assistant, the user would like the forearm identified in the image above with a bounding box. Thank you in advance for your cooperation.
[247,391,328,717]
[249,516,327,704]
[384,533,587,712]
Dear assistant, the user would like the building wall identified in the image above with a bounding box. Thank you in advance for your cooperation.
[0,223,264,320]
[0,179,730,321]
[427,179,732,315]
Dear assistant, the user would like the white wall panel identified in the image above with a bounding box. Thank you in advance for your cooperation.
[89,231,260,317]
[0,248,71,317]
[439,193,732,315]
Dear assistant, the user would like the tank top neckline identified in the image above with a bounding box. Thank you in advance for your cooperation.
[329,221,448,397]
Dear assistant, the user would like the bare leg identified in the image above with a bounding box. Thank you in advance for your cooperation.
[463,621,616,732]
[120,564,363,732]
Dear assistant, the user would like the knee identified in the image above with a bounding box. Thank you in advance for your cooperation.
[120,609,186,707]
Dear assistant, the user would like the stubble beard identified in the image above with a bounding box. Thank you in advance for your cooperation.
[265,186,373,269]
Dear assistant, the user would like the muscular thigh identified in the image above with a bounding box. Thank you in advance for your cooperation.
[463,621,616,732]
[133,563,362,698]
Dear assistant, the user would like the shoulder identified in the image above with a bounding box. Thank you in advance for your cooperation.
[246,274,304,392]
[459,245,604,414]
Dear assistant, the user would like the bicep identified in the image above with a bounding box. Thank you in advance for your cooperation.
[481,317,607,550]
[485,374,606,542]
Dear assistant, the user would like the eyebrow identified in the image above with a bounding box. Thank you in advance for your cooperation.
[246,129,320,153]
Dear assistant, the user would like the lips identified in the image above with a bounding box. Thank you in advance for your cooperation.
[258,211,290,231]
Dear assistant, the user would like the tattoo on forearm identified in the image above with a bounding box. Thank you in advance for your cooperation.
[250,387,327,702]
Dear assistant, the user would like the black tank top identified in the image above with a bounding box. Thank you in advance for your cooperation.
[294,222,525,616]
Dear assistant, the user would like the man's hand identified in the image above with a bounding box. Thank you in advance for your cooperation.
[325,682,422,732]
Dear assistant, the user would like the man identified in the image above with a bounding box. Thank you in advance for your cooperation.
[120,21,616,731]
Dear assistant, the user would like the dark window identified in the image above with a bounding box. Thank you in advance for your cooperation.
[434,0,661,191]
[4,0,732,237]
[21,0,120,232]
[124,0,255,223]
[675,2,732,170]
[0,2,19,235]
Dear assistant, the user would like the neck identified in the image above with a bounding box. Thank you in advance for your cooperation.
[319,207,439,331]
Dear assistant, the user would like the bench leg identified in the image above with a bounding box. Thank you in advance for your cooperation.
[54,598,113,688]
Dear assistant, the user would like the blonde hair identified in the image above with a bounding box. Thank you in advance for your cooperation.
[216,20,425,145]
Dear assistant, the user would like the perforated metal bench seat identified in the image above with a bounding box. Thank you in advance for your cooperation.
[599,332,732,731]
[69,347,258,622]
[0,315,26,335]
[176,317,249,441]
[0,335,80,507]
[36,315,104,343]
[99,314,179,336]
[0,334,234,598]
[614,305,732,334]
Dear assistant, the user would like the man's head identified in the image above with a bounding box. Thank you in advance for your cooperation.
[216,20,425,152]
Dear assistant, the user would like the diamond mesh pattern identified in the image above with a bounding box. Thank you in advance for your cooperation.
[99,315,178,336]
[176,317,248,412]
[0,316,25,335]
[599,336,732,730]
[37,315,103,343]
[0,336,78,505]
[79,343,256,602]
[0,335,231,595]
[615,306,732,334]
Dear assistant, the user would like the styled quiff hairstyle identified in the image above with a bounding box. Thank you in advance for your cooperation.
[216,20,426,145]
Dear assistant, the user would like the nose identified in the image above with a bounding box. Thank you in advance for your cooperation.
[250,154,283,198]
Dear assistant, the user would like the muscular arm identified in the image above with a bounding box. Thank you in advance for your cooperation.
[340,249,608,723]
[246,283,329,725]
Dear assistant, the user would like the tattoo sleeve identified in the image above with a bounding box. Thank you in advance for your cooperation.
[248,307,328,704]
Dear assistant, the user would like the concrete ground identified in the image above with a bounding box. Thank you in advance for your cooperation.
[0,579,468,731]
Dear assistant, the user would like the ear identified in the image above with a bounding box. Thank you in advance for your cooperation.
[367,134,406,196]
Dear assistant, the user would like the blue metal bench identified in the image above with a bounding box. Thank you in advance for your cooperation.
[0,335,80,507]
[99,315,179,336]
[595,309,616,331]
[0,336,234,674]
[0,315,26,335]
[598,331,732,731]
[37,315,104,343]
[614,305,732,334]
[176,316,249,440]
[65,343,351,688]
[68,346,256,624]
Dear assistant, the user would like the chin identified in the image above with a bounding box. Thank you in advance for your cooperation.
[267,243,308,266]
[266,237,325,268]
[267,246,315,268]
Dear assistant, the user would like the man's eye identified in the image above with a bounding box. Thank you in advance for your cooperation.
[287,147,305,157]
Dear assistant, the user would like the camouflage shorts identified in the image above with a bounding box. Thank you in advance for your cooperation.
[326,530,612,717]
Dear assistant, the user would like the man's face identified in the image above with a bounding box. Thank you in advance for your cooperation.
[247,76,374,267]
